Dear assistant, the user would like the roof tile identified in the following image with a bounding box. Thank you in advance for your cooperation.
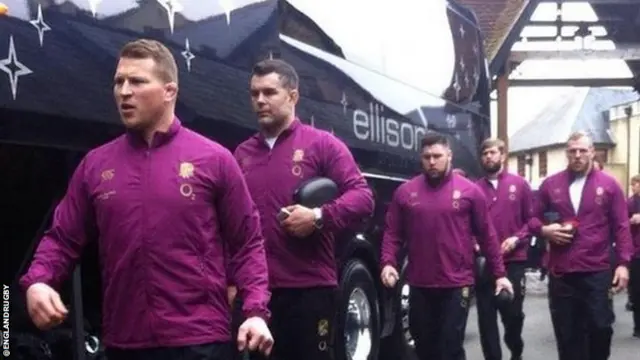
[457,0,528,60]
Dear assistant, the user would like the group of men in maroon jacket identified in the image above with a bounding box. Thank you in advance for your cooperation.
[19,40,373,360]
[380,132,638,360]
[17,37,639,360]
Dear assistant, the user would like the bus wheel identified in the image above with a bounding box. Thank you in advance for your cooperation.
[380,261,417,360]
[335,259,380,360]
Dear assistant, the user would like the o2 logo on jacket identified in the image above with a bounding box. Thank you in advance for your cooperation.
[291,149,304,177]
[178,161,196,200]
[452,189,461,209]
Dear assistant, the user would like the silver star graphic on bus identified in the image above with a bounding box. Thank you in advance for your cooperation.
[182,38,195,72]
[219,0,234,25]
[446,114,457,129]
[341,92,348,115]
[0,36,34,100]
[87,0,102,17]
[453,73,461,101]
[472,67,480,85]
[157,0,184,33]
[30,4,51,47]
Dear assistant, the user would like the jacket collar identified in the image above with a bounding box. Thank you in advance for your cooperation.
[127,116,182,149]
[253,117,302,145]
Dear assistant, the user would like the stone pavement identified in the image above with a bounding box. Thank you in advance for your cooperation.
[463,270,639,360]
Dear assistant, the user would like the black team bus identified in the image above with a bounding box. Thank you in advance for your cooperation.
[0,1,492,359]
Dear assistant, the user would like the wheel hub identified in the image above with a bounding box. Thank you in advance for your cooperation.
[344,287,372,360]
[400,283,414,348]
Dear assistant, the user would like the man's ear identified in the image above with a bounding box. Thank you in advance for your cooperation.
[164,82,178,102]
[289,89,299,104]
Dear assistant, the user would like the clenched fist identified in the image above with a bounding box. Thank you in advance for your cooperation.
[26,283,68,330]
[237,316,274,356]
[380,265,399,288]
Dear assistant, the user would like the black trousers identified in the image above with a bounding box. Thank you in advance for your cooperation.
[105,342,233,360]
[409,286,473,360]
[548,270,615,360]
[476,261,526,360]
[630,258,640,333]
[248,286,338,360]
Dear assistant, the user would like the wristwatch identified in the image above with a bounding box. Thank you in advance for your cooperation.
[312,207,323,229]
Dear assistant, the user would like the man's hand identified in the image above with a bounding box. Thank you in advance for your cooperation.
[281,205,316,238]
[630,214,640,225]
[501,237,519,254]
[494,277,514,296]
[541,223,573,245]
[380,265,399,288]
[474,243,480,253]
[237,316,274,356]
[26,283,68,330]
[612,265,629,293]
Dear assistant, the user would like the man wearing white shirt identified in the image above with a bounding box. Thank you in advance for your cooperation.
[527,132,633,360]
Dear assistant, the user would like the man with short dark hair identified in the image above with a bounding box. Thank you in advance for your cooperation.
[475,138,534,360]
[628,174,640,337]
[529,131,633,360]
[20,39,273,360]
[234,59,374,360]
[381,133,513,360]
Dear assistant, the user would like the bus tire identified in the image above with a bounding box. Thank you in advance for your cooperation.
[380,261,417,360]
[335,259,380,360]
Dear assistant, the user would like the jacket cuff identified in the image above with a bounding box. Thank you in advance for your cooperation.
[616,259,630,268]
[381,259,397,269]
[527,218,544,237]
[493,270,507,279]
[244,307,271,322]
[19,268,52,293]
[319,205,336,232]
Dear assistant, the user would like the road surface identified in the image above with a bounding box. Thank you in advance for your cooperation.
[463,273,639,359]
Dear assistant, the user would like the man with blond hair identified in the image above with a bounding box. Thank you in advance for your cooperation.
[474,138,534,360]
[529,131,633,360]
[20,39,273,360]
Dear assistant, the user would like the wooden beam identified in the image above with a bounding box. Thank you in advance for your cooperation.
[520,36,609,43]
[526,19,624,26]
[497,71,509,167]
[538,0,640,4]
[509,44,640,61]
[509,77,635,87]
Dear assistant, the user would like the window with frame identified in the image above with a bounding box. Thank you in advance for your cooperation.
[517,155,525,177]
[595,149,608,164]
[538,151,548,177]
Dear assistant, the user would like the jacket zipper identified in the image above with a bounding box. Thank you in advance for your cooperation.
[143,149,160,344]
